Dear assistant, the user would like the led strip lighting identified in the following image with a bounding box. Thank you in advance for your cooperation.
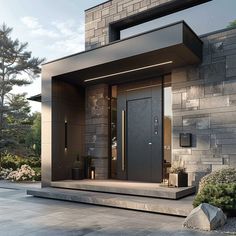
[84,60,173,82]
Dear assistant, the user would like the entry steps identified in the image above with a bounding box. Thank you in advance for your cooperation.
[51,180,196,200]
[27,187,194,217]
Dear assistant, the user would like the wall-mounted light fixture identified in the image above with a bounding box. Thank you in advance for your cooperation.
[84,61,173,83]
[65,120,68,151]
[91,167,95,180]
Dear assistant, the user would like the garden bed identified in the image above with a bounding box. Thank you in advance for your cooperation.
[0,153,41,182]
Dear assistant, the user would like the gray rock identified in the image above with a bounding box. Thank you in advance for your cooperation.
[183,203,227,231]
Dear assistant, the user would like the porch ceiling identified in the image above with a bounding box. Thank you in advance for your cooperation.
[44,21,202,86]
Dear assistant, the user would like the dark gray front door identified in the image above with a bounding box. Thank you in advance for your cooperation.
[127,98,152,181]
[117,80,163,182]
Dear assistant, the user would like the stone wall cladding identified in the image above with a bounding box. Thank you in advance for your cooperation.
[85,84,109,179]
[85,0,172,50]
[172,28,236,186]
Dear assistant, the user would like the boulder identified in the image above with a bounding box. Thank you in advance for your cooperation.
[183,203,227,231]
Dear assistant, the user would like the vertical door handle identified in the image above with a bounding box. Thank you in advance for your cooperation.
[122,110,126,171]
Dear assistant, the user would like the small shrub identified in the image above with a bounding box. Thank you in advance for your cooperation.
[6,165,40,182]
[194,168,236,215]
[1,153,19,169]
[0,168,13,180]
[193,183,236,213]
[1,153,40,170]
[169,166,186,174]
[198,167,236,192]
[33,167,41,181]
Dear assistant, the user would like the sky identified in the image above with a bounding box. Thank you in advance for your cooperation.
[0,0,235,112]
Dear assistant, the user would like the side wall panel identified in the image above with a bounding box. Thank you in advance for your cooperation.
[51,80,85,181]
[172,28,236,186]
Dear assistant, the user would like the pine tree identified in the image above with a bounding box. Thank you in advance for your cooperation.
[0,23,45,166]
[228,20,236,28]
[4,93,32,155]
[26,112,41,157]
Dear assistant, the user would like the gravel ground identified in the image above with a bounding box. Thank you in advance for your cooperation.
[214,217,236,235]
[186,217,236,235]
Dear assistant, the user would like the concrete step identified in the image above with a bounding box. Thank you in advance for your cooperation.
[27,187,194,217]
[51,180,196,200]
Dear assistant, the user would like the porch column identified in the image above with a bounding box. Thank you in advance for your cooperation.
[85,84,109,179]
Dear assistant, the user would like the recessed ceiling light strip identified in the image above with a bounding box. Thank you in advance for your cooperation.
[84,60,173,82]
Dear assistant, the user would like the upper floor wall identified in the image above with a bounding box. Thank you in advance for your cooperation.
[85,0,167,50]
[85,0,211,50]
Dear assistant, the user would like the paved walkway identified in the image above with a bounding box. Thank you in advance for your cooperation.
[0,180,41,190]
[0,186,225,236]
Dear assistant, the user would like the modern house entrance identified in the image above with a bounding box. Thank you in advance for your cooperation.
[28,0,236,215]
[30,20,203,187]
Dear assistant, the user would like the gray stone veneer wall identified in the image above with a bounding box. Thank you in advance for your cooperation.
[85,0,172,50]
[85,84,109,179]
[172,28,236,186]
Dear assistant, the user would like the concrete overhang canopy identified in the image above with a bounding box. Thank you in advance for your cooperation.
[43,21,202,85]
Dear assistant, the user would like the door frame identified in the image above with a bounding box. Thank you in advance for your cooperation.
[108,77,164,182]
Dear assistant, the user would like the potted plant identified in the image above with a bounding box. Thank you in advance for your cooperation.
[169,165,188,187]
[72,154,84,180]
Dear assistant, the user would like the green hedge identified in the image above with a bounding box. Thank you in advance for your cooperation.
[1,153,40,170]
[33,167,41,181]
[193,183,236,212]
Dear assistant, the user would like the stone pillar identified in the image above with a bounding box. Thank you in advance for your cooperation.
[85,84,109,179]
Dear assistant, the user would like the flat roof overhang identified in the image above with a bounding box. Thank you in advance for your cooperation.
[43,21,202,86]
[28,94,41,102]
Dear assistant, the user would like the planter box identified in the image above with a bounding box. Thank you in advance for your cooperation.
[72,168,84,180]
[169,173,188,187]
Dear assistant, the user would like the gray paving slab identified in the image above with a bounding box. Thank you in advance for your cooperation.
[0,180,41,190]
[0,188,224,236]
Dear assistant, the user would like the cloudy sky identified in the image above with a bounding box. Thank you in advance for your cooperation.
[0,0,235,112]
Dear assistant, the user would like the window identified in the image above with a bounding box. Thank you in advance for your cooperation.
[164,75,172,165]
[110,86,117,179]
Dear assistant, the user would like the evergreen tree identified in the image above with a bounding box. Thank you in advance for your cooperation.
[0,23,44,166]
[4,93,32,156]
[0,23,44,139]
[0,93,33,168]
[228,20,236,28]
[26,112,41,157]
